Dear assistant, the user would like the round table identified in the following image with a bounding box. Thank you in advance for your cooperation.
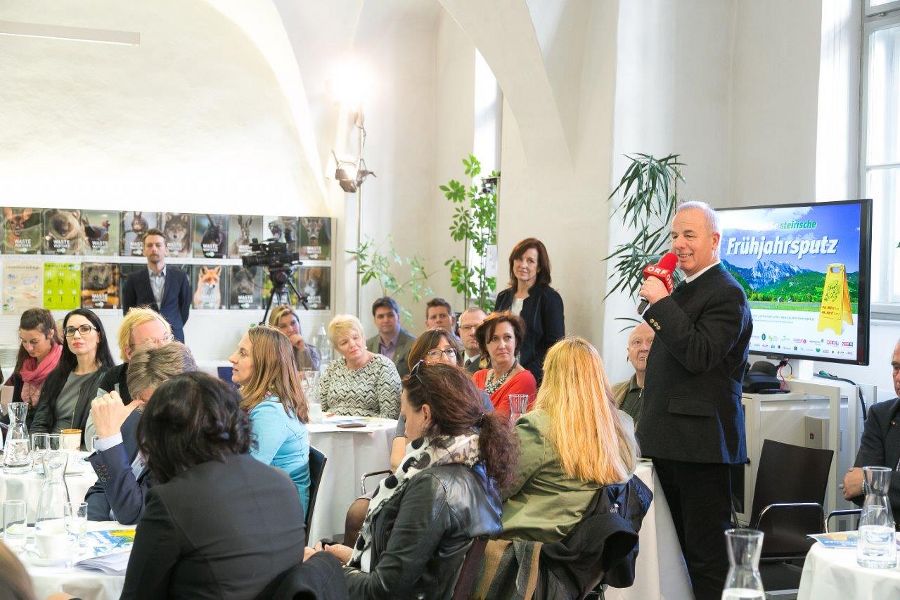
[307,417,397,543]
[798,539,900,599]
[0,452,97,521]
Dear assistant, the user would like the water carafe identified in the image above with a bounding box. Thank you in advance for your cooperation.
[35,451,70,530]
[3,402,31,473]
[721,528,765,600]
[857,465,897,568]
[315,325,333,364]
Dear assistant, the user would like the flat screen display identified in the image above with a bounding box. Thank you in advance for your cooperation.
[718,199,872,365]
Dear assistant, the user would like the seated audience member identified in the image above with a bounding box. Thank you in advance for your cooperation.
[458,306,488,373]
[425,297,456,334]
[502,337,638,542]
[366,297,416,377]
[84,307,174,441]
[612,322,655,424]
[3,308,62,431]
[85,342,197,523]
[31,308,115,447]
[472,312,537,416]
[343,328,491,545]
[311,364,514,600]
[320,315,400,419]
[842,339,900,527]
[120,372,329,600]
[269,304,321,371]
[230,326,311,515]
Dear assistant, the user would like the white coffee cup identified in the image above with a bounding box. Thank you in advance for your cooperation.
[35,519,69,560]
[308,403,324,424]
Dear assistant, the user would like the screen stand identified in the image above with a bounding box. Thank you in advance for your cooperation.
[796,358,815,381]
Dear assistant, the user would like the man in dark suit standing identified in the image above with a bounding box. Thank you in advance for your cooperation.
[122,228,191,342]
[636,201,752,600]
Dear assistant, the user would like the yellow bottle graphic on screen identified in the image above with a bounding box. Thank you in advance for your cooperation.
[817,263,853,334]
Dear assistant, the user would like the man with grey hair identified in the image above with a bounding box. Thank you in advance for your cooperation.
[841,339,900,527]
[458,306,488,373]
[636,200,752,600]
[85,342,197,523]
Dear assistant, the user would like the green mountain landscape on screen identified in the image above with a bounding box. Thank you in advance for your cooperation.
[722,259,859,306]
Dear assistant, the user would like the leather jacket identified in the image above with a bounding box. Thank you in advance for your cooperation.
[345,462,502,600]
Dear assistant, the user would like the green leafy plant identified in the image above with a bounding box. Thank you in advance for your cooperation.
[604,153,685,301]
[440,154,499,312]
[347,236,433,324]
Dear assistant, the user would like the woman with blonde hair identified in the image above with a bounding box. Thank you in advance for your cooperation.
[229,326,311,515]
[318,314,400,418]
[501,336,638,542]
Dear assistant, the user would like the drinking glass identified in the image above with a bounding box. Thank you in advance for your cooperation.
[508,394,529,423]
[857,466,897,568]
[87,435,101,454]
[65,501,88,546]
[48,433,61,452]
[2,500,27,550]
[32,433,49,472]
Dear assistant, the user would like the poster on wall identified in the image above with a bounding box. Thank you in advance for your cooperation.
[227,214,262,258]
[2,261,42,314]
[81,210,120,257]
[298,266,331,310]
[228,265,262,309]
[43,209,87,255]
[193,214,228,259]
[298,217,332,260]
[1,207,43,254]
[262,215,298,254]
[43,262,81,310]
[81,263,120,309]
[191,265,226,309]
[160,213,192,258]
[120,211,160,257]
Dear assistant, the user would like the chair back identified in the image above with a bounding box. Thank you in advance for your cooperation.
[750,439,833,557]
[451,536,487,600]
[306,446,327,545]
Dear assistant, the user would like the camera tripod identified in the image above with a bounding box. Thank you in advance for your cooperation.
[259,265,308,325]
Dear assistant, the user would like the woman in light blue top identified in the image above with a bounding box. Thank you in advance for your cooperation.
[229,326,311,515]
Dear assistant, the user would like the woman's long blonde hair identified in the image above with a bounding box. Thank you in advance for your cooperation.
[536,336,637,484]
[239,326,308,422]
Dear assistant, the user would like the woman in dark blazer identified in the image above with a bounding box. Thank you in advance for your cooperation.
[121,372,341,600]
[494,238,565,384]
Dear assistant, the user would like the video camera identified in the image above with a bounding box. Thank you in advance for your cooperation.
[241,238,300,270]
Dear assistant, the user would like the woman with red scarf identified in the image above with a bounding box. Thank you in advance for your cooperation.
[3,308,62,430]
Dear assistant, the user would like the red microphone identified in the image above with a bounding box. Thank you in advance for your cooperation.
[638,252,678,313]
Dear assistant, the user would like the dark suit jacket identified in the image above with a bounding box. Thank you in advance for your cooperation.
[122,266,191,342]
[85,409,149,523]
[495,285,565,384]
[851,398,900,525]
[636,264,752,464]
[30,369,106,448]
[366,328,416,378]
[120,454,307,600]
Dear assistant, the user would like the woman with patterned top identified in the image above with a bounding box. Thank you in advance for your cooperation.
[230,326,311,516]
[472,312,536,416]
[319,315,400,419]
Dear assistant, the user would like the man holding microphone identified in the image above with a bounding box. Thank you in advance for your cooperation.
[636,201,752,600]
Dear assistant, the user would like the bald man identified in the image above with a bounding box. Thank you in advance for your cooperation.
[612,322,655,424]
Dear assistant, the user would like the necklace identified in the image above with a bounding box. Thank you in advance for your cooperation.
[485,360,518,395]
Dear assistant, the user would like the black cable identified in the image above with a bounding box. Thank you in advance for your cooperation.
[815,370,867,421]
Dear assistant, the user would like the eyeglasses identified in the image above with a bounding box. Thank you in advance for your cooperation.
[132,334,174,349]
[409,359,432,402]
[425,348,456,360]
[64,324,98,338]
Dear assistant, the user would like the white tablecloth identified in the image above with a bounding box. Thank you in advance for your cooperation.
[25,521,128,600]
[307,417,397,543]
[0,452,97,522]
[798,539,900,599]
[606,461,695,600]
